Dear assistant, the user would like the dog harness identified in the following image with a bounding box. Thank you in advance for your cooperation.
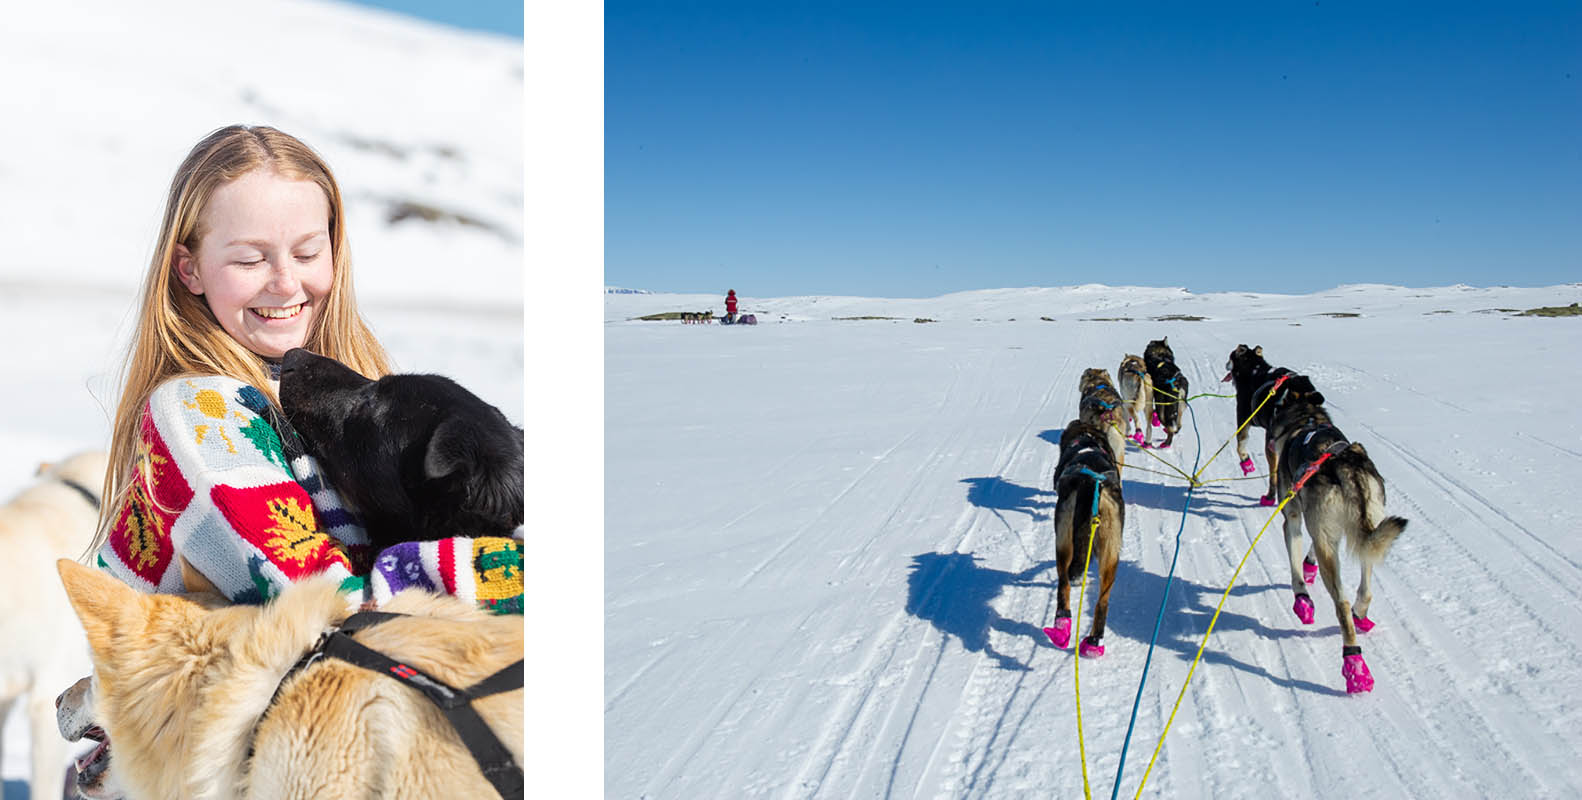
[1058,442,1120,486]
[57,477,101,510]
[1281,421,1350,486]
[250,611,525,800]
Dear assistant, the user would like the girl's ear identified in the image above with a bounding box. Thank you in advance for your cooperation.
[173,243,203,295]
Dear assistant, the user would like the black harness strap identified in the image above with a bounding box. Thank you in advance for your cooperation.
[251,611,523,800]
[57,478,101,510]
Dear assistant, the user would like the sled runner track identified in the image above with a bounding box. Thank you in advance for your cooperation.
[1333,422,1582,795]
[785,354,1077,798]
[1517,430,1582,463]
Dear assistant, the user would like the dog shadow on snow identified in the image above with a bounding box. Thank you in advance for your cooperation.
[3,780,26,800]
[959,476,1053,523]
[905,552,1060,672]
[1102,562,1348,696]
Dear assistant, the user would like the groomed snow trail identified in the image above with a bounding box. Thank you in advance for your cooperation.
[607,305,1582,800]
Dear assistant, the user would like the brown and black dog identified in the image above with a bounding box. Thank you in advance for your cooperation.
[1045,418,1125,658]
[1077,368,1127,468]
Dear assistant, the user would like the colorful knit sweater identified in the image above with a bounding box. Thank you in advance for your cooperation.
[97,375,523,614]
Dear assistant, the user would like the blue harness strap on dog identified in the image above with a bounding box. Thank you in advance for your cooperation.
[251,611,524,800]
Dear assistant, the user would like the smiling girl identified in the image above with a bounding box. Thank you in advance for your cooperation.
[87,125,521,612]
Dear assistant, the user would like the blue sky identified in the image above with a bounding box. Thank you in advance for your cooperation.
[343,0,522,37]
[606,1,1580,298]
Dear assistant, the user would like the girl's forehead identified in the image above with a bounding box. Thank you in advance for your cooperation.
[202,170,329,240]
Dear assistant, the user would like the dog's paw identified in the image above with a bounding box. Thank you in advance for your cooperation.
[1044,617,1072,649]
[1293,594,1315,624]
[1239,457,1256,476]
[1342,653,1374,694]
[1259,494,1276,507]
[1352,613,1375,633]
[1078,638,1105,658]
[1131,431,1143,444]
[1303,560,1317,584]
[1151,412,1162,427]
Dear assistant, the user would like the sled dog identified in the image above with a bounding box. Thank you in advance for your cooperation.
[1048,419,1125,657]
[1223,344,1321,502]
[0,451,107,798]
[1116,354,1154,447]
[1143,338,1189,448]
[279,348,524,548]
[1266,396,1407,694]
[55,560,523,800]
[1077,368,1128,468]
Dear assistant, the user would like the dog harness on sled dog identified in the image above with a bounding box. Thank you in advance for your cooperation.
[1281,422,1351,485]
[250,611,525,800]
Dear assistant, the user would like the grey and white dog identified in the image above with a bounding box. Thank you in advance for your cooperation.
[1267,394,1408,694]
[1116,354,1154,447]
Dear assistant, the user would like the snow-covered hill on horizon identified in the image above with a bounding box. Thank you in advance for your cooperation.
[605,282,1581,324]
[607,282,1582,798]
[0,0,522,312]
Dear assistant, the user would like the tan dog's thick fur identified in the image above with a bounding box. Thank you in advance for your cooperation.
[1115,355,1154,447]
[0,451,107,796]
[1077,368,1127,468]
[56,560,523,800]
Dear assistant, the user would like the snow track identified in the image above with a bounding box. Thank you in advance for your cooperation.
[607,300,1582,799]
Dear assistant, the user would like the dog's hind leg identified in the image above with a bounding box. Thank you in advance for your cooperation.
[1046,503,1076,648]
[1308,514,1376,692]
[1281,508,1316,624]
[1081,495,1124,658]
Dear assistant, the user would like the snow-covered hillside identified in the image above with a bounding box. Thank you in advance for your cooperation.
[0,2,521,794]
[606,283,1582,798]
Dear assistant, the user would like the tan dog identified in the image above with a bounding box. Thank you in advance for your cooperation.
[1115,354,1154,447]
[0,451,108,797]
[56,560,523,800]
[1077,368,1127,468]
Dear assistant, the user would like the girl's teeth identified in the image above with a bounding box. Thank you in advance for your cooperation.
[254,305,301,319]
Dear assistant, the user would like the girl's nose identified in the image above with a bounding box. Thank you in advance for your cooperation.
[267,262,302,296]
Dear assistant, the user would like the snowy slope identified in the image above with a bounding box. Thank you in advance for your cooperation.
[0,1,521,793]
[606,284,1582,799]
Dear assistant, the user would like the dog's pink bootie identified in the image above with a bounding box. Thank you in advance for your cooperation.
[1240,457,1256,476]
[1352,614,1375,633]
[1079,639,1105,658]
[1259,494,1276,507]
[1293,594,1315,624]
[1045,618,1072,649]
[1303,560,1317,584]
[1342,653,1374,694]
[1151,412,1162,428]
[1131,431,1143,444]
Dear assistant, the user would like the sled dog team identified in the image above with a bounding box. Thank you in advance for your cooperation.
[1049,337,1407,695]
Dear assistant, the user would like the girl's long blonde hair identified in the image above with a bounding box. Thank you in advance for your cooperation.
[91,125,392,556]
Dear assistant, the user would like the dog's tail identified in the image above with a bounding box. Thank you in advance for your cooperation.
[1346,442,1407,566]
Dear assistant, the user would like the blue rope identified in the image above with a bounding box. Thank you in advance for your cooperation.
[1110,394,1202,799]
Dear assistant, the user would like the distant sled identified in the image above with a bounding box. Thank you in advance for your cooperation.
[722,314,757,325]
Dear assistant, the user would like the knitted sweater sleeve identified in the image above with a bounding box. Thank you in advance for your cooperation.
[97,376,370,603]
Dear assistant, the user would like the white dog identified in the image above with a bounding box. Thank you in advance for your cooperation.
[0,451,109,798]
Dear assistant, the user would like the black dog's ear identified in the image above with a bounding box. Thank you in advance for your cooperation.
[424,416,475,481]
[1308,390,1325,406]
[1253,345,1262,357]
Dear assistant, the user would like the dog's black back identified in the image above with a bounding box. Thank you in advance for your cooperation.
[278,349,524,547]
[1054,419,1122,578]
[1143,338,1185,400]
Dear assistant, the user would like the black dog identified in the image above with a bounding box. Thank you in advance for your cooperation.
[278,348,523,547]
[1223,344,1325,504]
[1143,337,1189,448]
